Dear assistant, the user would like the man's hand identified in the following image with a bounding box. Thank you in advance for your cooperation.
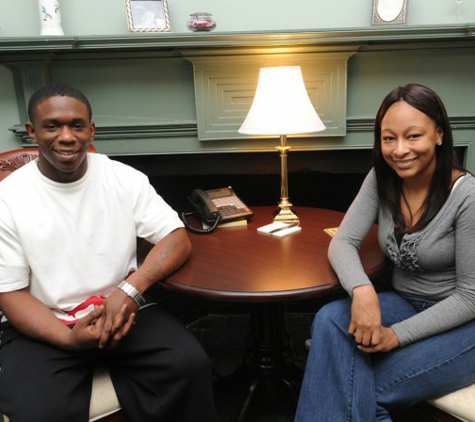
[94,228,192,349]
[0,289,109,351]
[348,285,400,353]
[66,305,106,350]
[97,288,137,350]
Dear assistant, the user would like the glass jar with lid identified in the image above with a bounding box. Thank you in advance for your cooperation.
[186,12,216,32]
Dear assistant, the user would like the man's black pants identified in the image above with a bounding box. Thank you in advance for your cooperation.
[0,304,217,422]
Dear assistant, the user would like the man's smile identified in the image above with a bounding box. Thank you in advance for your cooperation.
[54,149,80,156]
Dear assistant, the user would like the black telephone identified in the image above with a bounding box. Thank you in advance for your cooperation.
[181,186,253,234]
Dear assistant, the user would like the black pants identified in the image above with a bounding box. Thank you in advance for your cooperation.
[0,304,217,422]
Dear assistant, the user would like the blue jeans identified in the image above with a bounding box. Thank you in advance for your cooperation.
[294,291,475,422]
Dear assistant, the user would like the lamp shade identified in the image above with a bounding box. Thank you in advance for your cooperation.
[238,66,326,135]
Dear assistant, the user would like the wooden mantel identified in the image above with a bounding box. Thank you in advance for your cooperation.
[0,25,474,52]
[1,25,474,168]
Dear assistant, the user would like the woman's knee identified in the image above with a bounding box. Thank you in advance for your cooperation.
[311,298,352,337]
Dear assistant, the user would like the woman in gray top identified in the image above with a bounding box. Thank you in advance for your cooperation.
[295,84,475,421]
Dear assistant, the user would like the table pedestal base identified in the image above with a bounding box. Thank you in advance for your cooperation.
[216,303,304,421]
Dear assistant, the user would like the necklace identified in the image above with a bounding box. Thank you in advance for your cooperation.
[400,189,427,230]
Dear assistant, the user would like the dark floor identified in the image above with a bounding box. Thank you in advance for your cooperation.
[188,312,309,422]
[188,312,437,422]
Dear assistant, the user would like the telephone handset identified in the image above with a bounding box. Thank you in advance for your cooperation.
[188,189,220,223]
[181,186,253,234]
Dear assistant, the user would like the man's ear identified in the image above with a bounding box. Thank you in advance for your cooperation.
[25,122,38,145]
[90,121,96,143]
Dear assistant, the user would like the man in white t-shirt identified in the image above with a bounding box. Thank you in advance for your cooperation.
[0,83,217,421]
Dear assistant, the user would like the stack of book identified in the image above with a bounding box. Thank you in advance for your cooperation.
[202,219,248,229]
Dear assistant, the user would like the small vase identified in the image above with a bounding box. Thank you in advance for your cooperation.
[186,13,216,32]
[37,0,64,36]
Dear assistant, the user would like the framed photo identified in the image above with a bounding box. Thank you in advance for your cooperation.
[125,0,171,32]
[372,0,407,25]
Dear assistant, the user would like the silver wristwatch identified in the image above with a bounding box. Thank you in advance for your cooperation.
[118,280,146,308]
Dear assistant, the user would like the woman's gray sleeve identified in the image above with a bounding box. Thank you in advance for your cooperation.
[328,170,380,296]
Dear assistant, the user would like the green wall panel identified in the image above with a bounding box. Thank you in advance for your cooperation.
[50,58,196,127]
[0,27,474,168]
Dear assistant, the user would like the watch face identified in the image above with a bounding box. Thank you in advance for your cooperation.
[133,292,145,306]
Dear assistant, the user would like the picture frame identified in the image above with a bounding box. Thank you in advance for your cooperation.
[125,0,171,32]
[372,0,407,25]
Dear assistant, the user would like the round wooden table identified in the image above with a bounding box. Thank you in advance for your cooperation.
[163,206,387,421]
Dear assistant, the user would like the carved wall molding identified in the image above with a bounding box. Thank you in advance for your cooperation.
[183,51,357,141]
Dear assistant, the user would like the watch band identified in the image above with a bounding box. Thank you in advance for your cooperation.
[117,280,146,308]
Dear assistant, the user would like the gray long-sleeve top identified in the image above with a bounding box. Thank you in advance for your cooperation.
[328,169,475,347]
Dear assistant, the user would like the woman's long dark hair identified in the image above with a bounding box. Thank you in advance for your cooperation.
[372,83,462,233]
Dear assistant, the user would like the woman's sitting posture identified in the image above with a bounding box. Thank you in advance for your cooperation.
[295,83,475,422]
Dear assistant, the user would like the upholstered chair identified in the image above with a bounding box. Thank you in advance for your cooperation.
[423,384,475,421]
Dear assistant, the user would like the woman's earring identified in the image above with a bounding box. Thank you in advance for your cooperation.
[437,140,443,146]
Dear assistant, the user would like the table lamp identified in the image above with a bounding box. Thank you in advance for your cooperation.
[238,66,326,223]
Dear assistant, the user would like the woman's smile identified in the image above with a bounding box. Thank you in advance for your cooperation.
[392,157,419,168]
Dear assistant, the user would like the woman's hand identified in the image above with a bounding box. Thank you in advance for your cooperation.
[358,326,400,353]
[349,285,400,353]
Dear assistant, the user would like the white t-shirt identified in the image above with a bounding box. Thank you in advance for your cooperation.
[0,153,183,323]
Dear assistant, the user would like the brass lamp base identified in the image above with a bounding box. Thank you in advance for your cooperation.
[273,207,299,223]
[273,134,300,224]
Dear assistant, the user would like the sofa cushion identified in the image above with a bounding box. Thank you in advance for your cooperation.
[429,383,475,422]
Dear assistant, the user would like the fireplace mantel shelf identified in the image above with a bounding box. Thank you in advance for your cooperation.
[0,25,473,55]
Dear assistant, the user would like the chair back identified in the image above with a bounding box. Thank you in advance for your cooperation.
[0,145,97,182]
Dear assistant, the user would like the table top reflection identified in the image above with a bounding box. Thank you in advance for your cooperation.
[163,206,386,302]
